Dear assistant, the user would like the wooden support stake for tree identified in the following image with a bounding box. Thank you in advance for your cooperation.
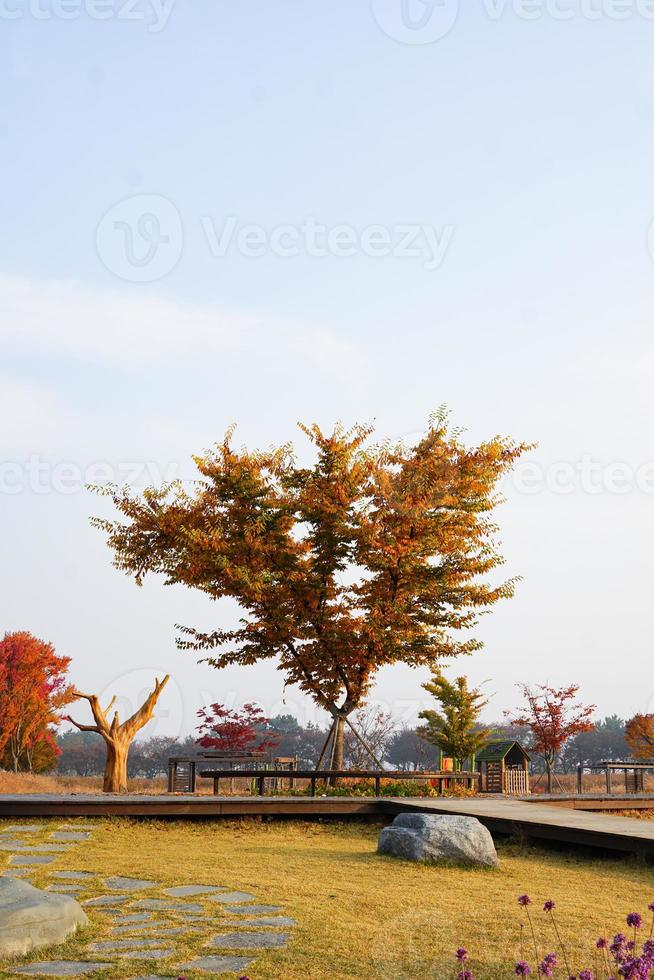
[67,675,170,794]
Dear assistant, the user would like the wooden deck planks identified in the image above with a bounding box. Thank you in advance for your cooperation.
[0,794,654,855]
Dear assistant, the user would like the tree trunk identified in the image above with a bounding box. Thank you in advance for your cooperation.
[546,759,553,794]
[103,739,129,794]
[332,716,345,771]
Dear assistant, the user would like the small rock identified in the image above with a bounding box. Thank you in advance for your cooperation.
[83,894,130,907]
[52,873,94,881]
[378,813,499,868]
[133,899,203,912]
[231,915,295,928]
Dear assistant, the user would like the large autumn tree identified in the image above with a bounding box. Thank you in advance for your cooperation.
[92,415,528,769]
[0,631,74,773]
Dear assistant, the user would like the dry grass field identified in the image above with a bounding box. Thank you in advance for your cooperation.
[2,818,654,979]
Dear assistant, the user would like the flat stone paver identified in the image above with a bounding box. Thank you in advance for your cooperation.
[111,925,186,937]
[231,915,296,928]
[133,899,203,912]
[10,856,55,866]
[163,884,224,897]
[47,885,85,894]
[87,939,167,951]
[179,956,254,974]
[52,872,94,881]
[104,876,158,891]
[0,842,69,853]
[84,894,130,907]
[212,930,289,949]
[50,832,90,842]
[114,950,173,960]
[56,825,96,830]
[2,869,33,877]
[224,903,281,915]
[12,963,113,977]
[111,912,154,924]
[210,891,256,904]
[3,825,46,833]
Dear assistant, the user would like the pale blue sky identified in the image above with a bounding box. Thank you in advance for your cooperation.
[2,1,654,735]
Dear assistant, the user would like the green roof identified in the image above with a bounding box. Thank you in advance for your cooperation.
[477,740,529,763]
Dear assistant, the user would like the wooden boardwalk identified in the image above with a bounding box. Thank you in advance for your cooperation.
[386,796,654,856]
[1,794,653,856]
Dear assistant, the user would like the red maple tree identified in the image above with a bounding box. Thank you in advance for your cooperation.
[196,703,280,754]
[506,683,595,792]
[0,632,75,773]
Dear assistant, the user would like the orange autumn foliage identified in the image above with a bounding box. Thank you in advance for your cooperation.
[93,414,529,768]
[0,631,75,773]
[625,714,654,761]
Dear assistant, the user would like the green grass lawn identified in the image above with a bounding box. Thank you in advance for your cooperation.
[2,818,654,979]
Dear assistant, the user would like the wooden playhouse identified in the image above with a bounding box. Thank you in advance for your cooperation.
[476,740,530,795]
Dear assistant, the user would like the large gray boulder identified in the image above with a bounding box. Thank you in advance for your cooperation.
[0,877,88,957]
[378,813,499,868]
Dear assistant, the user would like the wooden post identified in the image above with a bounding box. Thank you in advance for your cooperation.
[577,764,583,795]
[375,776,381,796]
[190,761,197,794]
[258,774,265,796]
[167,760,175,793]
[310,776,316,797]
[606,767,612,794]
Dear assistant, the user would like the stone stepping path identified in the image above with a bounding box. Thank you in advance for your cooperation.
[50,833,90,843]
[163,884,224,897]
[13,964,112,976]
[1,820,295,977]
[224,903,282,915]
[211,930,290,949]
[104,876,159,892]
[180,955,254,974]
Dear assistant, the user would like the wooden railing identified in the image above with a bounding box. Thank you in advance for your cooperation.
[195,768,479,797]
[503,769,529,796]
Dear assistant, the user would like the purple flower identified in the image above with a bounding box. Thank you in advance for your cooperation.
[544,900,556,913]
[648,902,654,913]
[597,938,608,950]
[539,953,558,977]
[579,972,595,980]
[456,948,468,963]
[627,913,643,930]
[458,972,474,980]
[518,895,533,907]
[515,962,532,977]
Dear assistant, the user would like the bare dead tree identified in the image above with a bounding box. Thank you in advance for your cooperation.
[67,676,169,793]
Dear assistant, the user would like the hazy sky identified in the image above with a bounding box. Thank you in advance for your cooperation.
[2,1,654,738]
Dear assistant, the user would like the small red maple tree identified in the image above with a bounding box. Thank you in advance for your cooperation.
[196,702,280,754]
[506,683,595,792]
[0,631,75,773]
